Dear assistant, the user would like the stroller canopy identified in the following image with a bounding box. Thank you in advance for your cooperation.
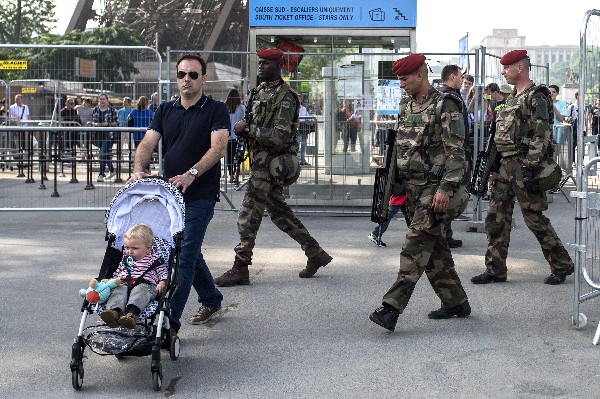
[105,177,185,250]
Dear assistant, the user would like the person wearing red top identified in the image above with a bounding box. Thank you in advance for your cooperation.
[368,182,410,247]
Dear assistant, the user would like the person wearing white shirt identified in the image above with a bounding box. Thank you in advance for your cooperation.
[298,103,311,165]
[8,94,30,150]
[225,89,245,183]
[549,85,567,126]
[566,91,581,160]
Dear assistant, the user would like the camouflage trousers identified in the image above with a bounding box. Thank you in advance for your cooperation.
[382,182,468,312]
[234,157,322,264]
[484,156,574,277]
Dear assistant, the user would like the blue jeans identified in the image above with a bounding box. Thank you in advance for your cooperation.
[372,204,409,237]
[298,133,308,163]
[169,198,223,332]
[98,139,114,176]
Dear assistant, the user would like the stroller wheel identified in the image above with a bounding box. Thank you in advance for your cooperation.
[71,368,84,390]
[115,353,124,359]
[169,336,180,360]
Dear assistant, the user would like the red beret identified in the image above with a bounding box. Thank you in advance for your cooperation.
[500,49,528,66]
[392,54,426,76]
[256,48,284,60]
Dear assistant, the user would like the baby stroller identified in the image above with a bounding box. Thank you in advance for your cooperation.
[70,177,185,391]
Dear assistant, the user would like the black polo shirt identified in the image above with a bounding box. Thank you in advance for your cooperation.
[149,95,230,202]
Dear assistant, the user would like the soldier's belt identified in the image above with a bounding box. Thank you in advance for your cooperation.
[401,171,425,180]
[399,164,445,181]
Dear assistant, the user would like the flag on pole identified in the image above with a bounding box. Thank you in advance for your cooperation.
[459,34,469,72]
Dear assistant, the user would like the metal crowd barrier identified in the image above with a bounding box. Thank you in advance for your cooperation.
[553,123,575,201]
[570,156,600,343]
[0,125,149,198]
[298,116,319,185]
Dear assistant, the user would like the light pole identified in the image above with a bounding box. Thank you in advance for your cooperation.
[592,73,596,103]
[597,64,600,97]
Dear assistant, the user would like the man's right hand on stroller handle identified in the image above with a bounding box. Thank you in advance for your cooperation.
[128,171,150,183]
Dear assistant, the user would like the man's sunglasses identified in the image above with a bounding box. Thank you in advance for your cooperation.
[176,71,200,80]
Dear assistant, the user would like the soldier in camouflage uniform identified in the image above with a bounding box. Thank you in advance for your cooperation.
[214,48,332,287]
[471,49,574,286]
[369,54,471,332]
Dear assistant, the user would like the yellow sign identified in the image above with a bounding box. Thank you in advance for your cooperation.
[22,87,36,94]
[0,60,28,70]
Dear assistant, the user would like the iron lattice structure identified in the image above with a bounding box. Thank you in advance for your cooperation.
[72,0,249,56]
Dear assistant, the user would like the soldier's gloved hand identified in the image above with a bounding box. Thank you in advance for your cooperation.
[521,165,538,192]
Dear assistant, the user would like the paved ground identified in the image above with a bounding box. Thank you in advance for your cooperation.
[1,191,599,398]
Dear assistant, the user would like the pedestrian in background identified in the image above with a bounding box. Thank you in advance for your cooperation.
[298,102,312,166]
[92,93,118,182]
[461,74,474,105]
[566,91,581,160]
[438,64,471,247]
[549,85,567,127]
[8,94,30,151]
[367,181,410,248]
[117,97,133,151]
[127,96,153,148]
[224,88,245,184]
[149,92,160,112]
[0,98,6,124]
[59,98,81,152]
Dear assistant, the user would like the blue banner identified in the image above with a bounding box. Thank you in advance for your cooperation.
[249,0,417,28]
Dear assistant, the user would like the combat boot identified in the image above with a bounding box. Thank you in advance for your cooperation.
[215,259,250,287]
[544,265,574,285]
[428,301,471,319]
[299,251,333,278]
[369,304,400,331]
[471,272,507,284]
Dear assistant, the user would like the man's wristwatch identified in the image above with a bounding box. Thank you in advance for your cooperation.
[188,167,198,179]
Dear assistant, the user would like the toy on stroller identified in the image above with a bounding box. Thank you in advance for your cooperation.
[70,177,185,391]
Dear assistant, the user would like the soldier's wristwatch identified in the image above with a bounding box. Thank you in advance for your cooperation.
[188,167,198,179]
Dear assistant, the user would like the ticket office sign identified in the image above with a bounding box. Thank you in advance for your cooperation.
[249,0,416,28]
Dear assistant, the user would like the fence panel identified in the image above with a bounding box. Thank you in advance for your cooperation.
[2,47,491,213]
[571,10,600,340]
[0,44,161,210]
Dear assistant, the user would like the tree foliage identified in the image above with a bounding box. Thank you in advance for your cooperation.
[0,26,145,82]
[294,48,346,81]
[0,0,56,44]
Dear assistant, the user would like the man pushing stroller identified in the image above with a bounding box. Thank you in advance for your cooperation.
[100,224,167,329]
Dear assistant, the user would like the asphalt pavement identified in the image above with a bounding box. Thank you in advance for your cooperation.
[1,190,599,398]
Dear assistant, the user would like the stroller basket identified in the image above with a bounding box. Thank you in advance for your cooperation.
[84,324,154,356]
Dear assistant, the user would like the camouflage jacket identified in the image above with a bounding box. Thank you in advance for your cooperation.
[396,86,466,196]
[247,78,300,155]
[495,83,553,167]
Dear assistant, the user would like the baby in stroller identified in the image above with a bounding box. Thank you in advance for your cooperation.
[100,223,168,329]
[71,177,185,391]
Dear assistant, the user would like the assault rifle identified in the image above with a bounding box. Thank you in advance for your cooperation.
[469,122,501,207]
[233,88,255,189]
[371,129,398,244]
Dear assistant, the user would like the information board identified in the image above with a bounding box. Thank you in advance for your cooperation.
[249,0,416,28]
[376,80,403,115]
